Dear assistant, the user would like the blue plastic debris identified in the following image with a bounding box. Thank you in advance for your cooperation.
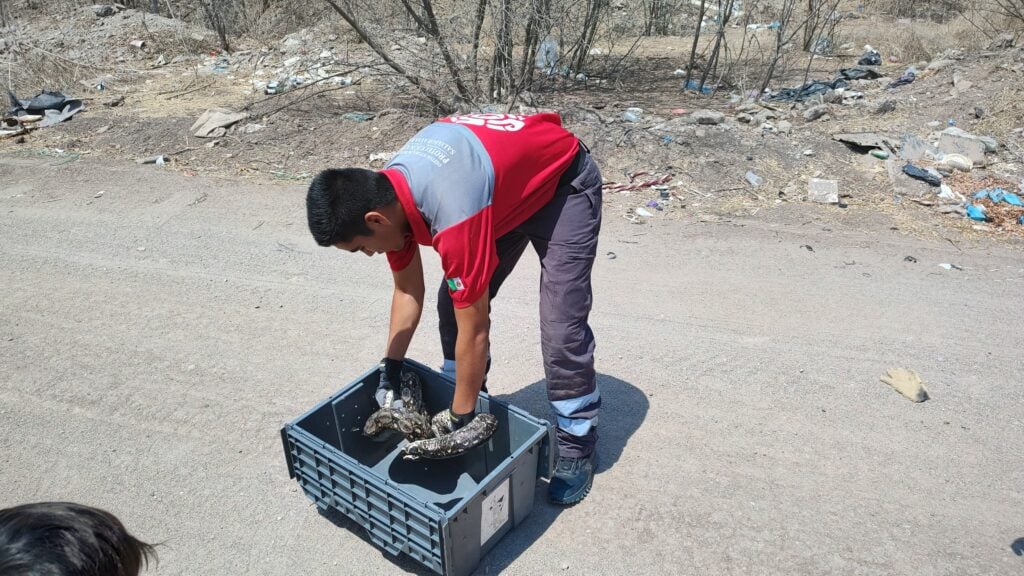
[966,204,987,221]
[1019,215,1024,225]
[684,79,713,94]
[974,189,990,200]
[1004,192,1023,206]
[990,188,1006,203]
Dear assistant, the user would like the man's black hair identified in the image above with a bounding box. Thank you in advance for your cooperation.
[306,168,397,246]
[0,502,157,576]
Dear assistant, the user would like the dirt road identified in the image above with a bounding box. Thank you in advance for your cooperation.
[2,154,1022,575]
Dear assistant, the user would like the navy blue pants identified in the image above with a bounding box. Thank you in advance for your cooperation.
[437,147,602,458]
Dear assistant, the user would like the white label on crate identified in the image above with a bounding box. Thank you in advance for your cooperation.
[480,479,510,545]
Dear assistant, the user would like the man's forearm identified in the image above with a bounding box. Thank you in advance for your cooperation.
[451,294,491,414]
[385,288,423,360]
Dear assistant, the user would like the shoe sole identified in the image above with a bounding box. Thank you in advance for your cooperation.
[550,483,591,506]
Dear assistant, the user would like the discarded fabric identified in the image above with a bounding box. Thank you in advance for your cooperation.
[902,163,941,187]
[838,67,883,81]
[887,69,916,89]
[770,78,848,102]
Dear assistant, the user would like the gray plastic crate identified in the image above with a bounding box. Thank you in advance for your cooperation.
[281,359,555,576]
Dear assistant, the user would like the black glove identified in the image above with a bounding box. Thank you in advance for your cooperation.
[401,409,497,461]
[375,358,404,408]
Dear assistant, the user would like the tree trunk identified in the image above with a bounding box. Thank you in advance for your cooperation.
[490,0,513,100]
[470,0,488,91]
[684,0,708,87]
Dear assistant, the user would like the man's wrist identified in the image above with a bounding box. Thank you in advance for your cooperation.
[380,357,404,387]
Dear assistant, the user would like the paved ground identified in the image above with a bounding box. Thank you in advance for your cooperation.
[2,154,1022,575]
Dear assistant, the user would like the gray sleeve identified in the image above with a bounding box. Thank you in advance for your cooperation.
[385,123,495,236]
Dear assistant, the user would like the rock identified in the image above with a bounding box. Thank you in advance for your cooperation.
[803,105,829,122]
[927,121,942,129]
[978,136,998,152]
[875,100,897,114]
[939,127,988,166]
[736,102,759,113]
[900,134,940,161]
[753,110,777,125]
[691,109,725,125]
[926,59,956,71]
[737,113,753,124]
[93,5,116,17]
[941,154,973,172]
[761,122,777,134]
[952,72,972,91]
[777,120,792,135]
[808,178,839,204]
[823,89,843,104]
[695,128,707,138]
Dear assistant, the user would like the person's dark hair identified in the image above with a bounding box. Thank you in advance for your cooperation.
[0,502,157,576]
[307,168,397,246]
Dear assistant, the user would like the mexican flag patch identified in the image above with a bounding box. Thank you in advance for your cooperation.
[446,277,465,291]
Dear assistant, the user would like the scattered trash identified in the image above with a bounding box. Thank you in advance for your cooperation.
[683,79,713,95]
[691,109,724,125]
[904,256,917,263]
[265,81,281,95]
[887,68,917,89]
[635,207,654,217]
[880,368,929,403]
[606,252,617,260]
[137,155,167,165]
[622,108,643,122]
[129,39,146,49]
[603,172,673,193]
[341,112,375,122]
[745,171,764,187]
[240,123,265,134]
[903,163,941,187]
[808,178,839,204]
[938,184,959,202]
[811,37,833,56]
[940,154,973,172]
[899,134,940,161]
[857,47,882,66]
[673,69,686,77]
[870,149,890,160]
[770,78,848,102]
[835,132,897,153]
[803,149,815,156]
[838,67,883,81]
[1004,193,1023,207]
[155,156,166,166]
[966,204,987,221]
[191,108,248,138]
[974,107,985,119]
[137,246,146,252]
[93,191,105,198]
[535,37,559,74]
[938,263,963,271]
[800,244,814,252]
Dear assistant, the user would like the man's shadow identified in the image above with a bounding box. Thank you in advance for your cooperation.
[317,373,648,576]
[476,373,649,574]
